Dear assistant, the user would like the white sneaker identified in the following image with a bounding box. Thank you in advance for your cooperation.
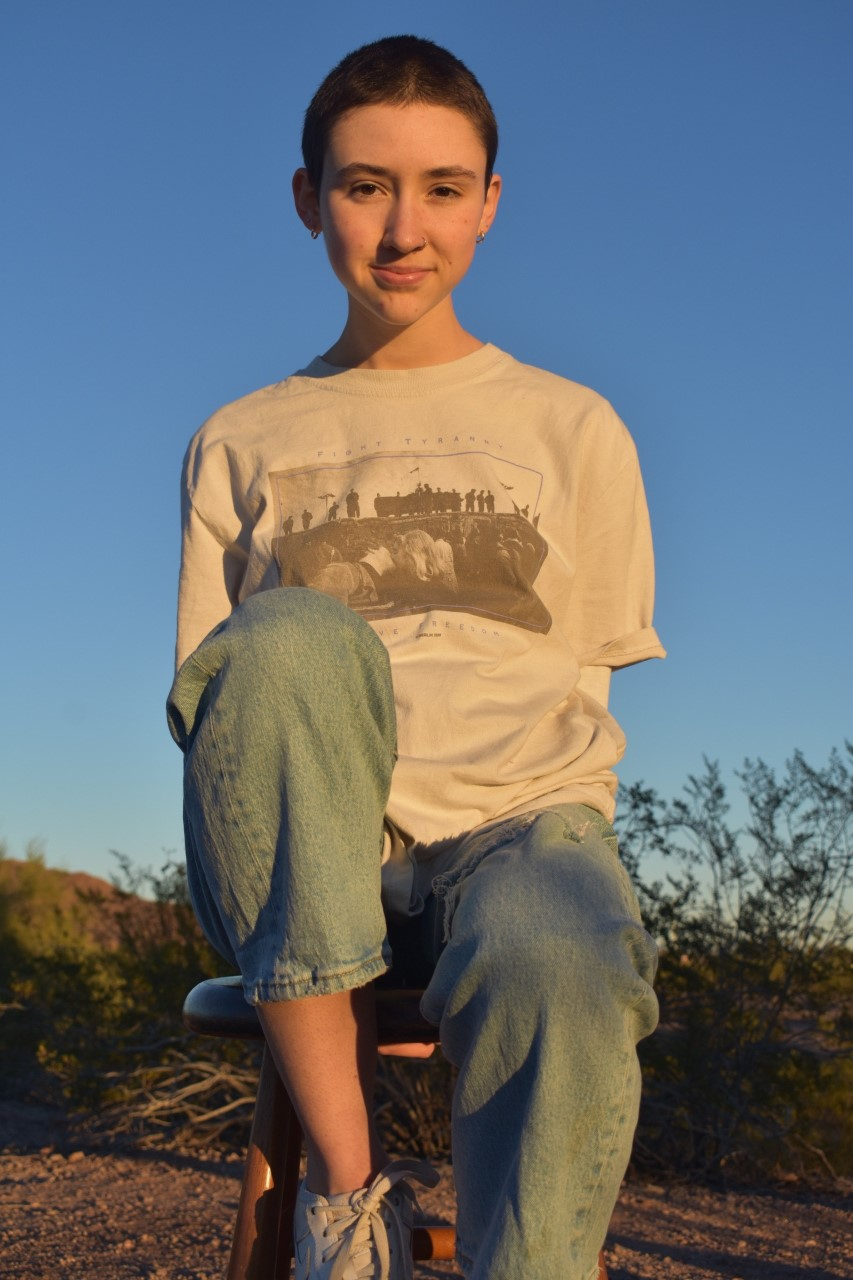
[293,1158,439,1280]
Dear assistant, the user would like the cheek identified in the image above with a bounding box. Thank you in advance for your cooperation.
[322,226,367,287]
[446,214,481,261]
[320,204,370,265]
[323,236,349,279]
[448,233,478,275]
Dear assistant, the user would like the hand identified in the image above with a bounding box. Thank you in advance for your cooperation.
[378,1042,436,1058]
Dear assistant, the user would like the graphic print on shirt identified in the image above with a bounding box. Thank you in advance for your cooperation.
[270,450,552,633]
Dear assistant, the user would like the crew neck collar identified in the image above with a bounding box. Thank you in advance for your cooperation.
[295,344,507,397]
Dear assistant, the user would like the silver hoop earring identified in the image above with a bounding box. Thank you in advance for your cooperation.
[310,228,321,241]
[476,230,487,244]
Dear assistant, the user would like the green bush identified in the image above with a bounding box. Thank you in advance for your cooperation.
[0,847,236,1135]
[618,747,853,1183]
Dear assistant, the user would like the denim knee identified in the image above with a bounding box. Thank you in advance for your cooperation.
[168,587,395,751]
[421,809,659,1044]
[166,587,397,1003]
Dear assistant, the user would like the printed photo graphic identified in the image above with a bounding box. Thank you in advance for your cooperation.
[271,451,552,633]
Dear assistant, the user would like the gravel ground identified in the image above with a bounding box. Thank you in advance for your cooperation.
[1,1104,850,1279]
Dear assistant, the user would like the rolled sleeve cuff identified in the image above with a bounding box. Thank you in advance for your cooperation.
[579,626,666,669]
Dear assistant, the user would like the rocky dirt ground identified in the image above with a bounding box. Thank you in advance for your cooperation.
[1,1103,850,1280]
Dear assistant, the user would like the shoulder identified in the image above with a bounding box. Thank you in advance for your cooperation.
[182,365,335,496]
[487,348,637,454]
[488,347,615,411]
[188,364,324,453]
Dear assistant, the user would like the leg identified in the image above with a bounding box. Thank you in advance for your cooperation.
[257,984,387,1194]
[420,807,659,1280]
[167,588,397,1191]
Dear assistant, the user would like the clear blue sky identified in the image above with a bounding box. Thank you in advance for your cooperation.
[2,1,851,882]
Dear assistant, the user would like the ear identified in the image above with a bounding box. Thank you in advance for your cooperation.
[293,168,321,234]
[480,173,502,235]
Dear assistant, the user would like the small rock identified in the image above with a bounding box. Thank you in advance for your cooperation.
[67,1150,85,1163]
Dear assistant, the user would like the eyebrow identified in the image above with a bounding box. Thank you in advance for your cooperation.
[334,163,479,182]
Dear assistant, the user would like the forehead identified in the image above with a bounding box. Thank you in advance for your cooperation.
[325,102,487,174]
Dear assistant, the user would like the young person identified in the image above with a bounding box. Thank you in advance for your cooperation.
[168,35,664,1280]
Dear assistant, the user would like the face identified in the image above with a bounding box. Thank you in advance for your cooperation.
[293,102,501,340]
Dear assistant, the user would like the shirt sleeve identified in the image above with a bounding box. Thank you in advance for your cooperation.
[568,404,666,670]
[174,432,250,669]
[575,665,612,706]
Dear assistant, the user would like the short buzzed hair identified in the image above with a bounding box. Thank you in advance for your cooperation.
[302,36,499,192]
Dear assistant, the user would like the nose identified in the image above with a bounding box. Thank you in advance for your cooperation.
[381,198,426,254]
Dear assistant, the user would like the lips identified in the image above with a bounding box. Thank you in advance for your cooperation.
[370,264,432,287]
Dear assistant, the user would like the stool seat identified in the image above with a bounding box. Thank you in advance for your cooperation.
[183,976,264,1038]
[183,976,440,1044]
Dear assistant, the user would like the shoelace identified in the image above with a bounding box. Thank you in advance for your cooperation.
[325,1158,439,1280]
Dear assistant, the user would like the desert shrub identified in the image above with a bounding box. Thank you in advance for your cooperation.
[618,746,853,1184]
[375,1053,456,1161]
[0,848,237,1134]
[0,844,121,1104]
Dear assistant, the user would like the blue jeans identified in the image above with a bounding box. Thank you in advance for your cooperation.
[167,588,659,1280]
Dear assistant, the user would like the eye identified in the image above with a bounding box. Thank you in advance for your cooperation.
[351,181,383,198]
[430,185,461,199]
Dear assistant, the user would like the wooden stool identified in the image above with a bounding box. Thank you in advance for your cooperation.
[183,976,608,1278]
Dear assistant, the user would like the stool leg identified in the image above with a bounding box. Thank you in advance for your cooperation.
[275,1093,304,1276]
[227,1043,301,1280]
[412,1225,455,1261]
[410,1232,606,1274]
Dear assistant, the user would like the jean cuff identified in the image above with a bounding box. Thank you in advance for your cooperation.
[242,950,390,1005]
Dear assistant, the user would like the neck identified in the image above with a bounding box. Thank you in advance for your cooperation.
[323,301,483,370]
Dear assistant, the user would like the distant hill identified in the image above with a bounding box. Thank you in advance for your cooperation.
[0,857,186,954]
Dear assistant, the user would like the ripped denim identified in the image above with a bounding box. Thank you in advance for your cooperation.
[167,587,659,1280]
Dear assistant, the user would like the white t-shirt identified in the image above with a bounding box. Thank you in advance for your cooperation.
[177,344,665,854]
